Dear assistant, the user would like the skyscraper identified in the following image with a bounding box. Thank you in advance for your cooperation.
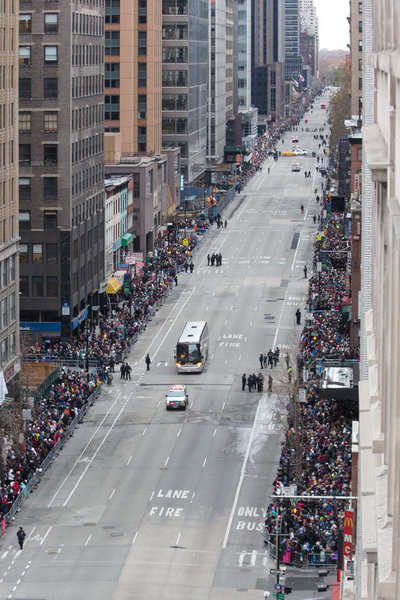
[0,0,20,395]
[161,0,208,183]
[18,0,105,339]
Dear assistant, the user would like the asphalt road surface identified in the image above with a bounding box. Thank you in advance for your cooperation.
[0,97,332,600]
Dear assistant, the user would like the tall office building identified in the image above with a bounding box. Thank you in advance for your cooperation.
[251,0,285,118]
[0,0,20,395]
[104,0,162,157]
[349,0,363,117]
[284,0,302,80]
[18,0,105,339]
[298,0,318,77]
[237,0,252,110]
[161,0,208,183]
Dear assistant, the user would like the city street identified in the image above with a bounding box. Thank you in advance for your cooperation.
[0,100,331,600]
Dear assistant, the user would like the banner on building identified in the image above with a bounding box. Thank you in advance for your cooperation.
[343,509,354,561]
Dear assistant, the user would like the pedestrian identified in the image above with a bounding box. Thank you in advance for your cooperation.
[295,308,301,325]
[17,527,26,550]
[106,369,113,385]
[247,374,252,392]
[308,171,311,178]
[207,254,210,266]
[259,352,264,369]
[303,265,307,278]
[120,362,126,380]
[313,215,316,224]
[287,367,293,383]
[314,188,317,194]
[316,195,320,203]
[268,375,273,393]
[174,273,178,286]
[273,349,279,367]
[242,373,247,391]
[109,355,115,373]
[224,220,227,228]
[184,262,188,273]
[1,514,6,538]
[285,354,290,368]
[211,253,215,266]
[267,349,274,369]
[257,373,264,392]
[125,363,132,380]
[145,353,151,371]
[189,262,194,273]
[267,167,270,174]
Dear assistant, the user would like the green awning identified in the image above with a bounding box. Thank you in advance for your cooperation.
[121,233,134,247]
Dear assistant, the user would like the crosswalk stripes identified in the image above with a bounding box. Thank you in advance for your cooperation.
[237,549,270,568]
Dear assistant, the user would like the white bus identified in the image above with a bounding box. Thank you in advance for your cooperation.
[175,321,209,373]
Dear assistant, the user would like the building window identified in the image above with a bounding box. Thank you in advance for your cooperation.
[44,78,58,99]
[138,63,147,87]
[358,58,362,71]
[357,147,362,161]
[358,1,362,13]
[138,94,146,119]
[176,118,187,134]
[44,144,58,166]
[145,170,153,195]
[20,244,29,263]
[358,40,363,52]
[44,112,58,131]
[9,332,16,357]
[9,256,15,282]
[19,111,31,131]
[44,211,57,230]
[47,276,58,297]
[19,46,31,66]
[105,94,120,120]
[43,177,58,198]
[44,46,58,64]
[1,339,8,365]
[105,31,120,56]
[19,211,31,230]
[10,293,16,322]
[176,94,187,110]
[105,0,120,23]
[19,143,31,166]
[138,0,147,23]
[19,14,32,33]
[0,260,7,288]
[46,243,57,263]
[1,299,8,329]
[44,13,58,33]
[358,20,362,33]
[138,31,147,55]
[32,276,44,297]
[132,173,140,198]
[33,244,43,263]
[20,276,29,297]
[105,63,120,88]
[19,177,31,199]
[19,78,32,100]
[358,77,362,90]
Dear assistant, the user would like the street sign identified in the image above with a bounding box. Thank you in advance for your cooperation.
[274,583,282,592]
[270,569,286,575]
[273,594,284,600]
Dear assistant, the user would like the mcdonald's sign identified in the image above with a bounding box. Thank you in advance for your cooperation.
[343,509,354,561]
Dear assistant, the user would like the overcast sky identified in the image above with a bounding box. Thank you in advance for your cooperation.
[314,0,350,50]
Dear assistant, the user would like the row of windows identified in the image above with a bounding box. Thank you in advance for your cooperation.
[19,77,58,100]
[72,104,103,131]
[20,242,57,264]
[0,294,16,330]
[0,64,16,90]
[162,93,187,111]
[71,12,103,35]
[19,111,58,131]
[71,134,103,164]
[20,275,58,298]
[19,13,58,34]
[19,210,58,230]
[19,177,58,199]
[19,142,58,167]
[71,164,104,197]
[72,75,103,99]
[72,44,103,66]
[162,69,187,87]
[1,334,17,368]
[162,117,187,134]
[0,257,16,290]
[19,45,59,66]
[71,192,103,227]
[162,47,188,64]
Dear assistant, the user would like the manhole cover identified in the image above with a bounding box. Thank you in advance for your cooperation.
[84,522,96,527]
[111,532,123,537]
[47,551,57,555]
[103,525,115,530]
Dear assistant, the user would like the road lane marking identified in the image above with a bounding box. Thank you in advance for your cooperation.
[62,402,128,507]
[40,526,52,545]
[142,428,147,436]
[47,393,122,508]
[149,491,155,501]
[203,458,207,468]
[109,489,116,500]
[85,535,91,546]
[213,428,217,436]
[177,428,182,437]
[164,456,170,467]
[132,531,138,544]
[222,398,263,548]
[127,455,132,466]
[176,533,181,545]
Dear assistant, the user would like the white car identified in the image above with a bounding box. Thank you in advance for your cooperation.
[165,385,189,410]
[292,147,308,156]
[291,163,301,172]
